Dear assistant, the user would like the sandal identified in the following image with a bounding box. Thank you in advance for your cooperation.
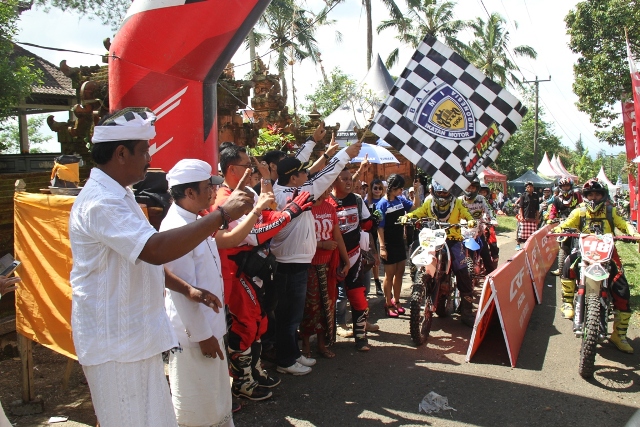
[395,303,406,315]
[317,348,336,359]
[385,304,399,318]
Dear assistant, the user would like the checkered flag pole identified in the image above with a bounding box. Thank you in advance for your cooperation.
[370,34,527,196]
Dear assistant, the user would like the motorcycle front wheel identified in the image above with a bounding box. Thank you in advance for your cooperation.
[578,294,600,378]
[410,279,432,346]
[436,275,457,317]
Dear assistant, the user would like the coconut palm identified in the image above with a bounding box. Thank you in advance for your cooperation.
[377,0,469,68]
[250,0,323,103]
[464,12,537,89]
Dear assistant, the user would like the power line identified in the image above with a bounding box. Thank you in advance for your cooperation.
[15,41,104,56]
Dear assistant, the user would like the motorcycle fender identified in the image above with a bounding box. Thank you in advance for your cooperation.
[584,277,601,295]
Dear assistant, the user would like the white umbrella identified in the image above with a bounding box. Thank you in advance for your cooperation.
[348,143,399,164]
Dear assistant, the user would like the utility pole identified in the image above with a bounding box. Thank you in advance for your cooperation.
[524,76,551,173]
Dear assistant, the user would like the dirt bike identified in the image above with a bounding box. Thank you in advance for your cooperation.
[550,226,639,378]
[403,219,471,346]
[461,218,498,286]
[549,216,576,274]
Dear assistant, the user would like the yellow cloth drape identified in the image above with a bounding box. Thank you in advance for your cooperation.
[50,162,80,184]
[13,193,151,359]
[14,192,76,358]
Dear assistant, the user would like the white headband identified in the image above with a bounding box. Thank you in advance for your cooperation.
[92,107,156,143]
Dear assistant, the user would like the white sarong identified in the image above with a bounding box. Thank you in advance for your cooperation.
[169,341,234,427]
[0,402,11,427]
[83,354,177,427]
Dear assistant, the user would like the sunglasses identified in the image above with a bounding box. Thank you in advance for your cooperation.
[372,186,382,190]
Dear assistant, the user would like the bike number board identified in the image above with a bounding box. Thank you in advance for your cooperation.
[579,234,614,263]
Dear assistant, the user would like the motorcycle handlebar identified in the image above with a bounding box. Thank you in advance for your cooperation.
[548,230,640,241]
[396,217,465,229]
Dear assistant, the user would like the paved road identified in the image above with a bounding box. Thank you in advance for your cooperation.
[234,229,640,427]
[10,229,640,426]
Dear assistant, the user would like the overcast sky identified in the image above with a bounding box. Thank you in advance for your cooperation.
[16,0,624,157]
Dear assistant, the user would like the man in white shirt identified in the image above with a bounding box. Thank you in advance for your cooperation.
[270,141,361,375]
[161,159,234,427]
[69,108,253,427]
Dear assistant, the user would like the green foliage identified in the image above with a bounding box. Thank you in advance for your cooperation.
[0,0,43,125]
[34,0,128,29]
[0,115,53,153]
[303,68,357,117]
[493,107,563,180]
[250,124,295,157]
[463,12,537,89]
[565,0,640,146]
[377,0,469,68]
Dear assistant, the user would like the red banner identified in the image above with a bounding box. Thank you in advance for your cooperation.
[466,249,536,367]
[621,101,639,223]
[523,224,559,303]
[626,35,640,225]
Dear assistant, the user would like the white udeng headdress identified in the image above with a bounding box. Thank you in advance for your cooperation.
[92,107,156,143]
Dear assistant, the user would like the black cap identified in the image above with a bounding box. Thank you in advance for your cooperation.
[277,156,313,179]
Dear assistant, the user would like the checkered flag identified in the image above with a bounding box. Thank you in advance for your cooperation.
[370,34,527,196]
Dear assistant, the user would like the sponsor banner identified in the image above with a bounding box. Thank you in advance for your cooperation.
[466,276,496,362]
[524,224,559,303]
[622,101,637,161]
[466,249,536,367]
[370,34,526,196]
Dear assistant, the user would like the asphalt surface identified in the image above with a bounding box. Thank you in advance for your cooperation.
[10,228,639,426]
[233,229,640,427]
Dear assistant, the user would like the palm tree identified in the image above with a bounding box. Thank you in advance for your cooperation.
[376,0,468,69]
[251,0,323,104]
[464,12,537,89]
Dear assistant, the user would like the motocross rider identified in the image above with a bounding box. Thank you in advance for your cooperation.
[549,177,583,276]
[460,180,497,273]
[553,179,638,354]
[400,182,476,327]
[478,183,500,265]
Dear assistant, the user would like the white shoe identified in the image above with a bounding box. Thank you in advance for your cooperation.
[296,354,317,367]
[277,362,312,376]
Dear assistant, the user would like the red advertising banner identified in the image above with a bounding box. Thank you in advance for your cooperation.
[523,224,559,303]
[466,249,536,367]
[621,101,639,223]
[622,101,637,161]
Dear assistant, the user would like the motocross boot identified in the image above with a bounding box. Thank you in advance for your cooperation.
[250,341,280,388]
[352,308,370,351]
[460,292,476,327]
[610,311,634,354]
[229,347,272,401]
[560,278,575,319]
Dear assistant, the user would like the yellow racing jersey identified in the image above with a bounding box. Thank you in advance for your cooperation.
[557,202,633,235]
[407,197,473,240]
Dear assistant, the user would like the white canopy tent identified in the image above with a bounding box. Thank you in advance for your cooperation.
[551,155,579,182]
[597,166,618,194]
[324,54,395,147]
[537,152,563,178]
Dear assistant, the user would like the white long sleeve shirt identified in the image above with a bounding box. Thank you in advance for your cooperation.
[271,149,351,263]
[161,204,226,347]
[69,168,177,366]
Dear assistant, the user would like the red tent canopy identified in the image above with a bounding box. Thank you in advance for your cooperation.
[480,167,507,193]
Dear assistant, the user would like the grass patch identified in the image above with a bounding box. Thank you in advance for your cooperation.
[615,241,640,325]
[496,216,517,234]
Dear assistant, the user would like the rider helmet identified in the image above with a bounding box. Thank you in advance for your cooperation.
[582,179,607,213]
[558,177,574,197]
[432,181,454,208]
[464,179,480,199]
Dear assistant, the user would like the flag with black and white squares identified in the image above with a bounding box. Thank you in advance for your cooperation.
[370,34,527,196]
